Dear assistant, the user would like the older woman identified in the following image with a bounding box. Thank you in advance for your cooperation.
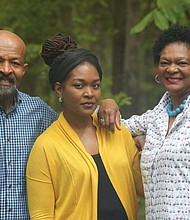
[99,25,190,219]
[26,33,143,220]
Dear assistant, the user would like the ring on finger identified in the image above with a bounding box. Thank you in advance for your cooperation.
[100,118,105,124]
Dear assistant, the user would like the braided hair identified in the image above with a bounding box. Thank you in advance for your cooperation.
[41,33,103,90]
[41,33,77,67]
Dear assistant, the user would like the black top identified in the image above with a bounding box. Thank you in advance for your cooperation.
[92,154,128,220]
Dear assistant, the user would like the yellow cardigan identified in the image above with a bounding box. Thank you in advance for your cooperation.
[27,113,143,220]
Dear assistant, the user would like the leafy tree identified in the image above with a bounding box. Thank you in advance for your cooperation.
[131,0,190,33]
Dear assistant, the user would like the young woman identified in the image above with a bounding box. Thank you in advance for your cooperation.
[26,33,143,220]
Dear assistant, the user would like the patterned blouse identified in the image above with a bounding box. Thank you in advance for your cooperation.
[122,91,190,220]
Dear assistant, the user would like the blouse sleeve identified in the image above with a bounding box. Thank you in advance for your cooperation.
[26,139,55,220]
[121,109,153,136]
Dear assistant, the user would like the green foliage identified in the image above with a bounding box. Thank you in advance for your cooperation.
[131,0,190,34]
[154,10,169,30]
[26,44,41,62]
[130,10,154,34]
[112,92,131,108]
[101,76,131,108]
[137,196,145,219]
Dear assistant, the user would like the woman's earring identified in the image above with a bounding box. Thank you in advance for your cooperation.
[155,75,160,83]
[58,97,63,103]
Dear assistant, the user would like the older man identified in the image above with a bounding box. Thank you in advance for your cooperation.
[0,30,58,219]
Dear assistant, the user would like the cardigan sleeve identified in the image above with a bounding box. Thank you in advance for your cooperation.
[121,124,144,197]
[26,139,55,220]
[131,150,144,197]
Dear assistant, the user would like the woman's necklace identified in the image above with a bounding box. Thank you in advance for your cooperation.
[167,97,188,117]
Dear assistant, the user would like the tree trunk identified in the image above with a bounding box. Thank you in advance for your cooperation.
[112,0,155,117]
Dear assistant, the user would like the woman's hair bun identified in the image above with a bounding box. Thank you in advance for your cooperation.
[41,33,77,66]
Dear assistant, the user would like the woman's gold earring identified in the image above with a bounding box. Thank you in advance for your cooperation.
[155,75,160,83]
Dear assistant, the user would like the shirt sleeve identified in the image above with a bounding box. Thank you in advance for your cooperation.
[26,140,55,220]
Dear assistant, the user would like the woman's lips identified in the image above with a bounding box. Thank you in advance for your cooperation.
[166,77,182,83]
[81,102,95,108]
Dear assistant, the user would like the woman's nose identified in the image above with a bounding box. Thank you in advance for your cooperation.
[84,87,93,97]
[166,63,179,74]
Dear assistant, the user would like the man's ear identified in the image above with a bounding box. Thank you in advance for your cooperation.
[22,63,28,76]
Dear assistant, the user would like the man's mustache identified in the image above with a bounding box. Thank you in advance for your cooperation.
[0,73,16,84]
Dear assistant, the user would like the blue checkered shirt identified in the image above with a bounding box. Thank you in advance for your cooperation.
[0,90,58,220]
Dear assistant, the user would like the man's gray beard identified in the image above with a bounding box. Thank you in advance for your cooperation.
[0,85,16,99]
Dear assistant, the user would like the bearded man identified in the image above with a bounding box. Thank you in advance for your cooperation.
[0,30,58,220]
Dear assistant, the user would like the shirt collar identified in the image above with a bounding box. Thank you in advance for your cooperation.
[14,89,22,105]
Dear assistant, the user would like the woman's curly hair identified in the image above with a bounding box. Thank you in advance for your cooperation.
[152,25,190,65]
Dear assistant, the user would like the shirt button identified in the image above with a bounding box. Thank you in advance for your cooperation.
[8,184,12,189]
[8,208,12,212]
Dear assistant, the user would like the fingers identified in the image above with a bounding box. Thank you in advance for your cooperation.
[115,111,121,131]
[133,135,146,151]
[98,110,116,133]
[97,98,120,133]
[105,110,121,133]
[98,108,119,133]
[102,110,114,133]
